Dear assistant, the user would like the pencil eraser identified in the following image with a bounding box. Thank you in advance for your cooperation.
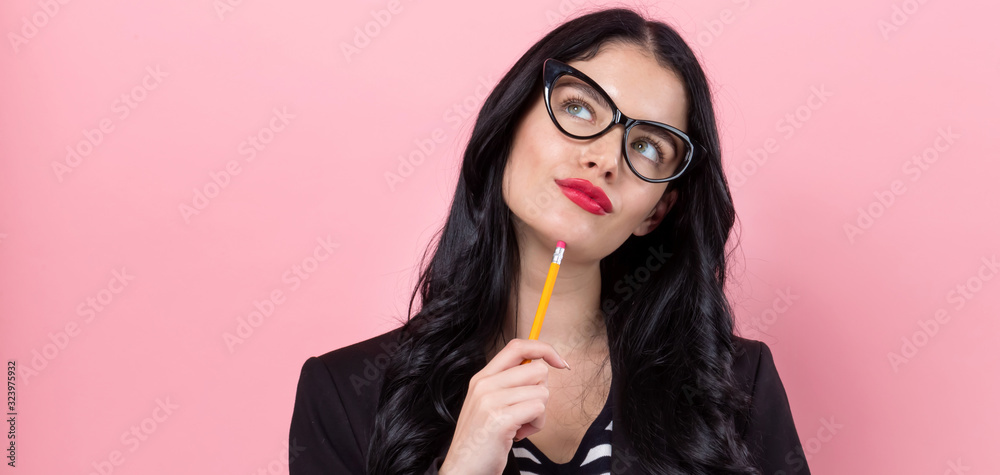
[556,240,566,249]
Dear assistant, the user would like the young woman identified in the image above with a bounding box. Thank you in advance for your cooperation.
[289,7,810,475]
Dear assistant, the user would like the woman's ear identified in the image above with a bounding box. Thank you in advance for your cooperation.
[633,188,678,237]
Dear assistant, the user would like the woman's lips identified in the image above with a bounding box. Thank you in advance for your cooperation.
[554,178,613,215]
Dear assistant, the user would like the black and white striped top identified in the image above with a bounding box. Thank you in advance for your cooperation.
[510,393,613,475]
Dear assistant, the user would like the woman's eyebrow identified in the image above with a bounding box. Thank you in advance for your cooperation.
[556,79,681,127]
[556,81,612,109]
[646,126,682,150]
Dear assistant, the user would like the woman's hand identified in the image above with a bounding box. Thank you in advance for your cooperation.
[438,338,571,475]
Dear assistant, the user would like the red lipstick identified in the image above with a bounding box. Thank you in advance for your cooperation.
[554,178,613,215]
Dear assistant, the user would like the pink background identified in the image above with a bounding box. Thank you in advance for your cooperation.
[1,0,997,473]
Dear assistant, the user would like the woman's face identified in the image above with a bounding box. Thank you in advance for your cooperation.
[502,41,689,262]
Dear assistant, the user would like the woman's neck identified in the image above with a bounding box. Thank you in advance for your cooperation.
[487,241,608,362]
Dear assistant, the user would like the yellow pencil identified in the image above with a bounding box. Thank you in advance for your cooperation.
[520,240,566,365]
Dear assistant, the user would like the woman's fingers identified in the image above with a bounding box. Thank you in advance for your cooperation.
[478,338,569,380]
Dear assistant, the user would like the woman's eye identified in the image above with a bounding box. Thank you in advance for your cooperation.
[565,103,593,121]
[631,140,659,162]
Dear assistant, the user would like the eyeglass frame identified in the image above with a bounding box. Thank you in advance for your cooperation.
[541,57,696,183]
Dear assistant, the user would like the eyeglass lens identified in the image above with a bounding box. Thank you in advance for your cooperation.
[549,74,689,181]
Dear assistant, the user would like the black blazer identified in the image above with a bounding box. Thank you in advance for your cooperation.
[288,327,811,474]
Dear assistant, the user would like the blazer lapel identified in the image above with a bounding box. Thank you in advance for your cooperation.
[609,359,636,474]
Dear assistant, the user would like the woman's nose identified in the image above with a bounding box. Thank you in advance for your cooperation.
[581,125,625,179]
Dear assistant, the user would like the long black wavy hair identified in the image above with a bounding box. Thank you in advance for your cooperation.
[366,7,758,475]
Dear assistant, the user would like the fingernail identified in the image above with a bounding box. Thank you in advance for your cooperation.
[561,357,571,370]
